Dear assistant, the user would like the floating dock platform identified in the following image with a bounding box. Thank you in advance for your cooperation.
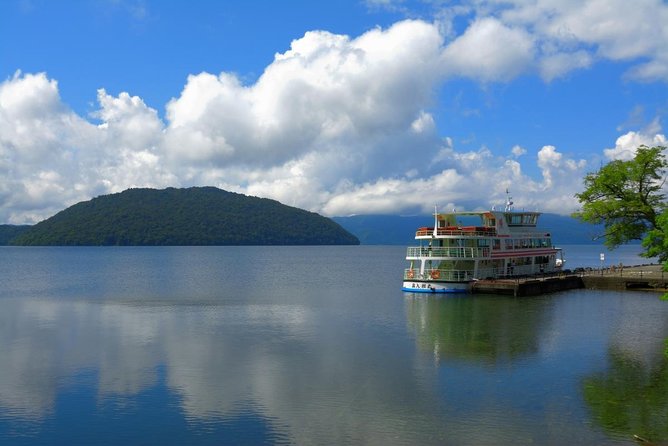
[470,264,668,296]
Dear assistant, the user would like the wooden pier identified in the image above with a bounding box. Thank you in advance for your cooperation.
[470,264,668,296]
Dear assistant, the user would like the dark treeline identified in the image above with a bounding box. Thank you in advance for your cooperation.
[0,225,31,245]
[7,187,359,246]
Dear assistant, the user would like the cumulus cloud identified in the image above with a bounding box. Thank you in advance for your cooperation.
[537,145,586,189]
[604,127,668,161]
[322,143,589,216]
[1,8,666,224]
[441,17,535,82]
[0,65,620,224]
[473,0,668,82]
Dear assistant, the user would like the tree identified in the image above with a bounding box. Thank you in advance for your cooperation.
[644,210,668,263]
[573,145,667,256]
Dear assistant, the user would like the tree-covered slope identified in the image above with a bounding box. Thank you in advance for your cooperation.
[11,187,359,246]
[0,225,31,245]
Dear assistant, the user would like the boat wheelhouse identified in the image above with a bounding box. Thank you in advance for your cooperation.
[402,202,563,293]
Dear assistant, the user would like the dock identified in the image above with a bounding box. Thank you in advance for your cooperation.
[580,263,668,292]
[470,264,668,296]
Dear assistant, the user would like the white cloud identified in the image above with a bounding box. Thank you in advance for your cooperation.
[441,17,535,82]
[604,128,668,161]
[2,9,667,224]
[469,0,668,82]
[322,143,589,216]
[411,111,435,134]
[539,50,593,82]
[511,145,526,157]
[0,66,617,224]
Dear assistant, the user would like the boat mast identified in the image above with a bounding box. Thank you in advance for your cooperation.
[505,189,514,212]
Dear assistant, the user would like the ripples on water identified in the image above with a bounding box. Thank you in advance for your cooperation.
[0,245,666,445]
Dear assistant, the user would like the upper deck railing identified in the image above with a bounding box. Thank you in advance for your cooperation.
[406,246,490,259]
[415,226,497,237]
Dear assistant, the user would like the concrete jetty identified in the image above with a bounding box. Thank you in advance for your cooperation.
[580,263,668,292]
[470,264,667,296]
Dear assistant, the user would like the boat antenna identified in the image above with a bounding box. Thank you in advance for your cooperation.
[433,205,438,237]
[505,188,514,212]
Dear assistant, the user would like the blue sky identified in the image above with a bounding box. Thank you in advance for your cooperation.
[1,0,667,223]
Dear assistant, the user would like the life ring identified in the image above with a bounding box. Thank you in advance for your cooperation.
[431,270,441,279]
[407,270,414,279]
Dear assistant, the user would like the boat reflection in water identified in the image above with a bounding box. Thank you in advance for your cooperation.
[404,291,668,445]
[404,294,549,364]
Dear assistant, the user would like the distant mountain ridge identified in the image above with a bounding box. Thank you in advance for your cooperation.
[333,213,606,245]
[8,187,359,246]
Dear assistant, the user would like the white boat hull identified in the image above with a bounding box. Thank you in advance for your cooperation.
[401,280,470,294]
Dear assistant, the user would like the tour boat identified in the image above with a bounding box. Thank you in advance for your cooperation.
[402,196,563,293]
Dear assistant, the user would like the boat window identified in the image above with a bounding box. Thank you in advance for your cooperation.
[505,239,513,249]
[506,214,522,225]
[522,214,537,225]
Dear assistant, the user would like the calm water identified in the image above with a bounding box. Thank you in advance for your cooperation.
[0,245,666,445]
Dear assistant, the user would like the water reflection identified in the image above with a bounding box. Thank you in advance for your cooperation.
[2,246,667,445]
[404,294,551,364]
[0,296,452,445]
[583,347,668,443]
[583,297,668,443]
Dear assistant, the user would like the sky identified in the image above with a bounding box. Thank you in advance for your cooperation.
[1,0,667,224]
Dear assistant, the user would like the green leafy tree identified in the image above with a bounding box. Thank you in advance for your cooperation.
[574,145,667,254]
[643,209,668,263]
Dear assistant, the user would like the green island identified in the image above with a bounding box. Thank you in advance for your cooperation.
[3,187,359,246]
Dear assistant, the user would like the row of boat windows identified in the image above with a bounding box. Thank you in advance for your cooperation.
[483,213,539,227]
[438,238,552,249]
[502,238,552,249]
[477,255,553,267]
[506,213,538,226]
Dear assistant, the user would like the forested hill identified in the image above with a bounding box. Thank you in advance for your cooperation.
[9,187,360,246]
[0,225,30,245]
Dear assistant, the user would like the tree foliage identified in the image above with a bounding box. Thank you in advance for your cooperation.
[643,209,668,263]
[0,225,31,244]
[10,187,360,246]
[573,145,667,253]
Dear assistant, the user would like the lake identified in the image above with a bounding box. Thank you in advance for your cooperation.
[0,245,666,445]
